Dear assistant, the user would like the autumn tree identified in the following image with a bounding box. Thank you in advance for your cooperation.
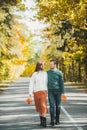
[36,0,87,82]
[0,0,34,81]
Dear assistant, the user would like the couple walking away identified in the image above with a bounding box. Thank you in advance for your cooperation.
[28,59,64,127]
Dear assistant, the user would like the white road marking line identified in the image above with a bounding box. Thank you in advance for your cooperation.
[61,106,83,130]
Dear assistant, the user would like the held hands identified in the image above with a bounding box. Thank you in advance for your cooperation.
[26,94,33,104]
[61,94,67,102]
[29,94,33,97]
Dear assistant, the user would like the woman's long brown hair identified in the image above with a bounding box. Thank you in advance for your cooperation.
[34,61,44,72]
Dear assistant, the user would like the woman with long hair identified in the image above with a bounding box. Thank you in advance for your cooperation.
[29,61,48,127]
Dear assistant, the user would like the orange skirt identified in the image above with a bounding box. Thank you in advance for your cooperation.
[34,90,48,115]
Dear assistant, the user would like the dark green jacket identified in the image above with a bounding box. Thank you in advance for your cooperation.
[47,69,64,94]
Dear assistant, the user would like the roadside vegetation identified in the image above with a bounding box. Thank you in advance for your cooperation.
[0,0,87,92]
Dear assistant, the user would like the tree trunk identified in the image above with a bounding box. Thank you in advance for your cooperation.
[72,60,75,82]
[78,62,81,82]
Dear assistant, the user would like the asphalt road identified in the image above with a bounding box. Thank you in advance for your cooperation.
[0,77,87,130]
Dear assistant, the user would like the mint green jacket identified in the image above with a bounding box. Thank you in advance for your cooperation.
[47,69,64,94]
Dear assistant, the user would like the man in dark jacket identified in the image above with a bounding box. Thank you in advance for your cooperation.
[47,59,64,126]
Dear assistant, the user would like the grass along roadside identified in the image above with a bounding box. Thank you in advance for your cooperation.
[0,80,15,93]
[0,84,9,93]
[0,81,87,93]
[65,82,87,92]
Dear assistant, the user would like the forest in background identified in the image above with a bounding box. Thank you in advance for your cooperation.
[0,0,87,83]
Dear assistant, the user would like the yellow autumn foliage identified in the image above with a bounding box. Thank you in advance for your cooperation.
[22,63,36,77]
[13,59,27,65]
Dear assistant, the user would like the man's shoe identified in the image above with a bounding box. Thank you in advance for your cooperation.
[55,120,60,125]
[55,116,60,125]
[50,122,55,126]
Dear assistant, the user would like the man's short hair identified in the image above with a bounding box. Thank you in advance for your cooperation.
[50,59,58,66]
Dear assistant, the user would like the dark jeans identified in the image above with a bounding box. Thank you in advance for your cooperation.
[48,89,61,123]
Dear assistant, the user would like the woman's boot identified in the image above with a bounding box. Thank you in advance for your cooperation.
[40,116,42,126]
[42,117,46,127]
